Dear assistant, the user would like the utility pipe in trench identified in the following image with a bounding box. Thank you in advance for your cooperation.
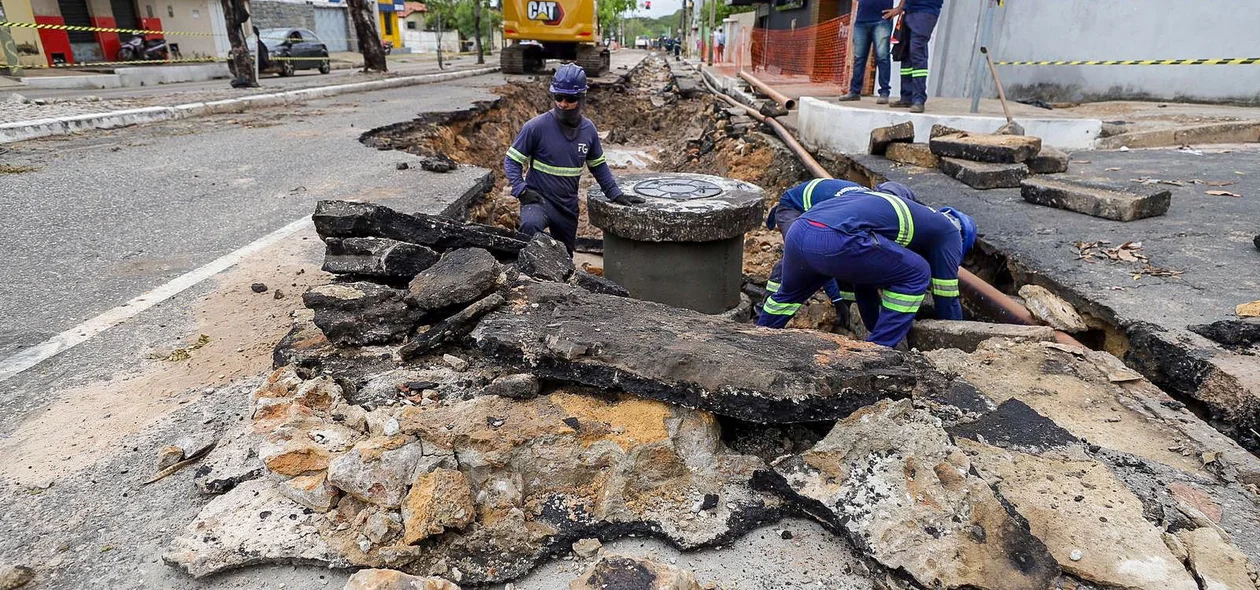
[699,72,1082,347]
[738,70,797,111]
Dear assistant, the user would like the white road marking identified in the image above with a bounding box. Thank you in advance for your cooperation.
[0,216,314,383]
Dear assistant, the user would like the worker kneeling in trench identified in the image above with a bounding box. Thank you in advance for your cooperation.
[757,179,977,349]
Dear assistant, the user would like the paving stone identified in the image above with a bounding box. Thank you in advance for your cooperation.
[884,142,940,168]
[516,233,574,282]
[1026,146,1070,174]
[304,282,423,346]
[313,200,528,258]
[930,123,968,139]
[470,281,935,423]
[406,248,501,311]
[938,157,1030,189]
[769,399,1059,590]
[909,319,1056,352]
[1018,285,1088,332]
[930,132,1043,163]
[484,373,540,399]
[322,237,440,280]
[1020,177,1171,221]
[868,121,914,155]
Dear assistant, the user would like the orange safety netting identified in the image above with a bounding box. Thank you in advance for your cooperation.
[746,15,853,86]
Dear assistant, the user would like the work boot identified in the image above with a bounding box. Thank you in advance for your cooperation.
[836,93,861,101]
[889,100,913,108]
[876,95,889,104]
[909,103,925,113]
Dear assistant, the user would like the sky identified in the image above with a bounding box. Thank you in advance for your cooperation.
[623,0,689,19]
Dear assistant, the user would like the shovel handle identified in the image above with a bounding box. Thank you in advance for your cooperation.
[981,46,1014,124]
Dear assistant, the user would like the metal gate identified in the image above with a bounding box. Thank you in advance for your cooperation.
[314,7,350,52]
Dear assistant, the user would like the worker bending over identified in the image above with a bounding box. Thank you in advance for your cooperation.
[504,63,641,255]
[765,179,924,328]
[757,182,976,348]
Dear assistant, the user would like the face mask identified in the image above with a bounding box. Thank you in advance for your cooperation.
[552,97,584,139]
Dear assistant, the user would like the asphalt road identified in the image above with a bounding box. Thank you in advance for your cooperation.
[0,71,506,424]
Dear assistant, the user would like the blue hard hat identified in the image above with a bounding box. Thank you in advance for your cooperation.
[875,181,920,203]
[550,63,589,94]
[939,207,977,256]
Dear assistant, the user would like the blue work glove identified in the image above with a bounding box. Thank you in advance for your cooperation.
[612,192,645,206]
[519,189,543,206]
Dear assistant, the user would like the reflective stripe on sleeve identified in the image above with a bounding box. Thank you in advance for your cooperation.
[931,278,960,298]
[506,147,529,165]
[587,155,607,168]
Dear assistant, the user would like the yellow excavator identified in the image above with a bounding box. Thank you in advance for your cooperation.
[500,0,610,75]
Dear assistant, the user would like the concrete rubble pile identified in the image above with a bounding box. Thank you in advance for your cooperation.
[164,201,1260,589]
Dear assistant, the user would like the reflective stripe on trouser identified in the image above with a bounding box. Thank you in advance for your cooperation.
[931,277,960,298]
[758,221,929,348]
[519,198,579,254]
[766,206,845,303]
[898,11,939,105]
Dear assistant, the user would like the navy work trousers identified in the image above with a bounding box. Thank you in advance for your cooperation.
[756,221,929,348]
[898,11,939,106]
[520,198,579,255]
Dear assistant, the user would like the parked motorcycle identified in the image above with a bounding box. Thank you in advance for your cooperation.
[382,40,393,55]
[117,35,169,62]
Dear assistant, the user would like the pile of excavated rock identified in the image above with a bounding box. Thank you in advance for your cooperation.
[164,202,1260,589]
[872,122,1171,221]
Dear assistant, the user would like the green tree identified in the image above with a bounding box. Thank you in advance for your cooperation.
[452,0,502,53]
[597,0,638,38]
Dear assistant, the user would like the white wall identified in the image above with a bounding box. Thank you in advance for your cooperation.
[929,0,1260,104]
[402,30,459,53]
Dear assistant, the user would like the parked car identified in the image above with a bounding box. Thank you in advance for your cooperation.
[258,28,331,75]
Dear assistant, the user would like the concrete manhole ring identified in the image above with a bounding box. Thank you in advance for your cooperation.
[588,173,766,242]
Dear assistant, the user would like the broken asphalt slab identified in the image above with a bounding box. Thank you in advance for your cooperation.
[470,281,941,423]
[850,145,1260,451]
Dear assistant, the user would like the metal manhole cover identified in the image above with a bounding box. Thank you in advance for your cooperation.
[633,178,725,201]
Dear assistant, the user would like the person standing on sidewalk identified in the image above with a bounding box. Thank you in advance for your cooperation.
[837,0,894,104]
[884,0,942,113]
[714,29,726,63]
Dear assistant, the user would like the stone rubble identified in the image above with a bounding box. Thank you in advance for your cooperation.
[165,202,1260,590]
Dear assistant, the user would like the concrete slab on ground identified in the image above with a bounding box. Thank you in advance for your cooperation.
[852,144,1260,447]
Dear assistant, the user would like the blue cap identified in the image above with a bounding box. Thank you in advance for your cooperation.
[939,207,977,256]
[875,181,919,204]
[550,63,589,94]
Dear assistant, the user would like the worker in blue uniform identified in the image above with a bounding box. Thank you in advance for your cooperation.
[504,63,642,255]
[884,0,943,113]
[756,182,977,348]
[764,178,923,328]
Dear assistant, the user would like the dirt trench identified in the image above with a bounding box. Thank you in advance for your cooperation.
[359,56,811,282]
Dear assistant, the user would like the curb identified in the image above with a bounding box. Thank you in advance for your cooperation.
[0,66,500,144]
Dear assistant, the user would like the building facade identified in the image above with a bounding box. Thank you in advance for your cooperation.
[10,0,224,65]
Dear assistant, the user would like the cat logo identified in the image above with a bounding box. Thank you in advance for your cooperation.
[527,0,564,24]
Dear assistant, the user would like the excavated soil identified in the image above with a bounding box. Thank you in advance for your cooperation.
[361,56,810,285]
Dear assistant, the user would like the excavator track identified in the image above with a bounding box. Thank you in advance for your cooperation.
[575,44,610,77]
[501,44,527,75]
